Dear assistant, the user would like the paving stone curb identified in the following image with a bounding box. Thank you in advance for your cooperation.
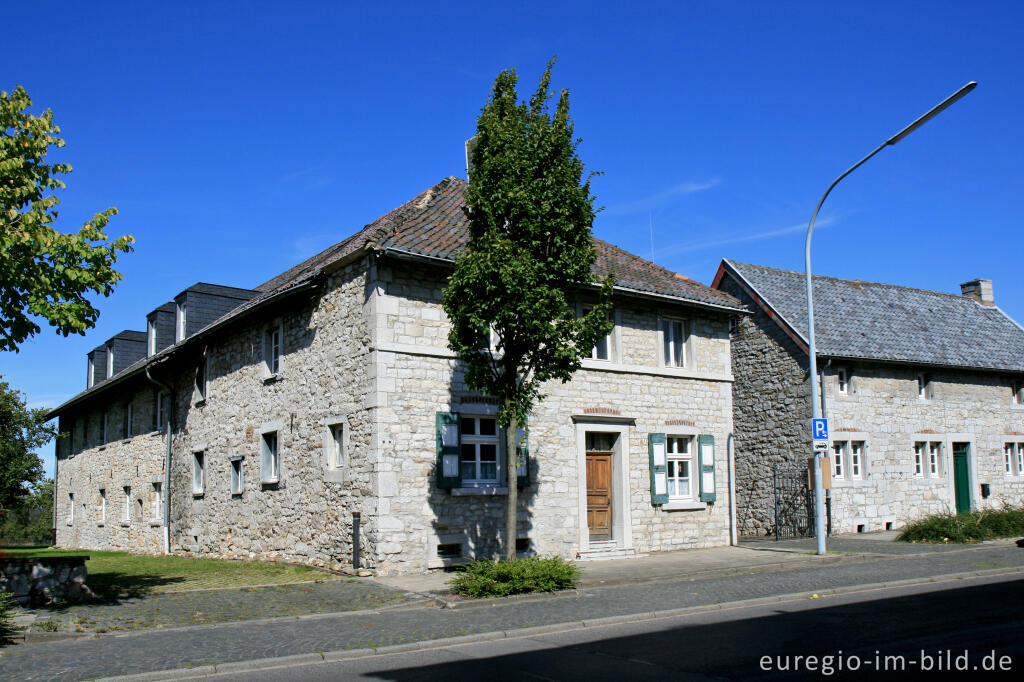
[96,565,1024,682]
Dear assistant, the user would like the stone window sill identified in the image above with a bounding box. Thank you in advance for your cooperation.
[451,486,508,496]
[120,520,131,527]
[192,491,205,498]
[148,519,163,527]
[662,501,705,511]
[97,522,105,527]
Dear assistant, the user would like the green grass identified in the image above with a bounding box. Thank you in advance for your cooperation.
[1,547,336,600]
[897,505,1024,544]
[449,556,580,598]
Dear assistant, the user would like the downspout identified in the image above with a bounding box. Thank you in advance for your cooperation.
[52,449,58,547]
[728,433,737,546]
[146,365,172,555]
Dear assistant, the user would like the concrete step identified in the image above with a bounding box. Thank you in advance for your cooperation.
[575,544,647,561]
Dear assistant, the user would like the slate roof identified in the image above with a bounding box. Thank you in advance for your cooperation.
[722,260,1024,372]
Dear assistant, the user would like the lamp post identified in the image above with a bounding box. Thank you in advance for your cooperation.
[806,81,976,556]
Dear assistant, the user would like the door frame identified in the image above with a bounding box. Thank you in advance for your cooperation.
[944,434,976,514]
[575,421,633,552]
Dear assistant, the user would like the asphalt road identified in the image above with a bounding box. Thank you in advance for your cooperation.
[197,574,1024,681]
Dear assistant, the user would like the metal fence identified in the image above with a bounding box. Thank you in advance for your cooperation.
[773,464,817,540]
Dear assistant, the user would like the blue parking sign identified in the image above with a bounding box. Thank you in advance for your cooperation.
[812,418,829,440]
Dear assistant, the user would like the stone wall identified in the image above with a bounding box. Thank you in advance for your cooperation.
[718,271,1024,536]
[1,556,94,605]
[369,260,735,575]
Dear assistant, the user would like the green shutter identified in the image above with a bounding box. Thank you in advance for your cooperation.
[698,434,717,503]
[648,433,668,506]
[515,424,529,488]
[435,412,461,490]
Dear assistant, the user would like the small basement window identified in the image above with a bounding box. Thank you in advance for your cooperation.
[436,543,462,558]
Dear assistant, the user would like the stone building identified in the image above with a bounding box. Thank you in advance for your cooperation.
[713,260,1024,536]
[47,177,746,574]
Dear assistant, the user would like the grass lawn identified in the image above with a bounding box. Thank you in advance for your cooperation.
[1,547,337,600]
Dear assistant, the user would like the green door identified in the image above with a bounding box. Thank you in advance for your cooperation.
[952,443,971,514]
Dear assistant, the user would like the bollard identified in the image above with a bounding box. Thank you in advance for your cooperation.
[352,512,361,569]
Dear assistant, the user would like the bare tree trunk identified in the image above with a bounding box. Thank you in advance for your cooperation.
[505,409,518,561]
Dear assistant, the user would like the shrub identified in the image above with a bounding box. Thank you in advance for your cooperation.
[0,592,16,643]
[898,505,1024,543]
[449,556,581,598]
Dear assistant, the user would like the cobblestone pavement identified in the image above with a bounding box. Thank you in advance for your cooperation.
[1,541,1021,681]
[740,530,983,555]
[15,578,413,634]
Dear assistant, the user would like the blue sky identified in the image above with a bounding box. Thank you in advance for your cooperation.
[3,1,1023,477]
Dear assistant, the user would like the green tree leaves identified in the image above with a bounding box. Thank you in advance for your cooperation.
[1,85,133,352]
[0,379,53,513]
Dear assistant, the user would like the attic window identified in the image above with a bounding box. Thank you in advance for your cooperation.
[917,373,932,400]
[837,368,849,395]
[1013,380,1023,406]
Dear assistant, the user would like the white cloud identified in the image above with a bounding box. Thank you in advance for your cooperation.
[606,178,720,215]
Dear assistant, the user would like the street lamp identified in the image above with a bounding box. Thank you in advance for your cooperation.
[805,81,977,556]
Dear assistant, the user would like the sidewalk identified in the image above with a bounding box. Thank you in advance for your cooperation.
[1,535,1021,681]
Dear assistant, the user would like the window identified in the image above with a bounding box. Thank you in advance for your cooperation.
[728,317,739,339]
[666,436,693,499]
[582,306,612,361]
[264,324,282,376]
[195,357,207,402]
[917,373,931,400]
[913,442,924,477]
[125,403,134,438]
[837,368,849,395]
[122,486,131,522]
[832,441,845,479]
[662,319,688,368]
[193,450,205,494]
[460,416,499,484]
[928,442,940,476]
[68,493,74,524]
[261,431,280,483]
[87,357,95,388]
[106,345,114,379]
[101,410,109,444]
[156,392,169,431]
[230,457,244,494]
[330,424,344,469]
[147,319,156,356]
[176,302,187,342]
[1013,380,1023,405]
[150,483,162,521]
[99,488,106,523]
[850,442,863,479]
[1005,442,1024,477]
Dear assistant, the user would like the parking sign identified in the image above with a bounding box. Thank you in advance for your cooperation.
[811,418,829,450]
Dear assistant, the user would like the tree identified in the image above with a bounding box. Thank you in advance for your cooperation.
[0,379,53,514]
[1,85,133,353]
[443,59,613,560]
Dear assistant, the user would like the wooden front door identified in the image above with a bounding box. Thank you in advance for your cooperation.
[953,442,971,514]
[586,451,613,541]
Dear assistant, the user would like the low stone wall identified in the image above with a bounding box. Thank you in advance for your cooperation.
[0,556,95,605]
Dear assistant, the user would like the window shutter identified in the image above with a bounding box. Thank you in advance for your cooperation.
[515,424,529,488]
[435,412,461,490]
[698,434,717,503]
[648,433,668,506]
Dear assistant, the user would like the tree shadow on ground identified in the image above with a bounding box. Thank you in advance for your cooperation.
[31,572,187,614]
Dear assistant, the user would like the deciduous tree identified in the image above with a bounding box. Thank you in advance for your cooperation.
[443,59,613,560]
[0,379,53,514]
[1,85,133,352]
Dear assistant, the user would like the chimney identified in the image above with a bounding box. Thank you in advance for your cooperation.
[960,278,994,306]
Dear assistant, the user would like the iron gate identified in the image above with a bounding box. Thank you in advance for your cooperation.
[773,464,817,540]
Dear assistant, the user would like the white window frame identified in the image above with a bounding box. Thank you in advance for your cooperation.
[263,322,283,378]
[147,318,157,356]
[106,345,114,379]
[99,488,106,524]
[230,457,245,495]
[832,436,868,483]
[122,485,131,523]
[661,318,689,368]
[1017,444,1024,477]
[1005,443,1015,475]
[459,415,501,486]
[125,402,134,438]
[913,442,924,477]
[836,368,849,395]
[850,441,863,479]
[194,356,208,403]
[67,492,74,524]
[917,372,931,400]
[665,435,695,500]
[87,356,95,388]
[192,448,206,495]
[322,417,348,482]
[176,302,187,342]
[928,441,941,476]
[1013,380,1024,406]
[260,422,283,484]
[101,410,109,444]
[580,305,613,362]
[832,441,845,479]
